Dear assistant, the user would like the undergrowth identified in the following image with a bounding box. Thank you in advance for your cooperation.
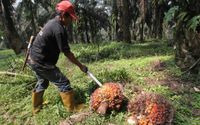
[0,41,199,125]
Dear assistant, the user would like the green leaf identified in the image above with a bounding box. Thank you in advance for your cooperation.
[177,12,188,21]
[164,6,179,23]
[187,15,200,31]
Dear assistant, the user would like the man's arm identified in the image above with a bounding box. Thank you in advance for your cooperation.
[64,51,88,73]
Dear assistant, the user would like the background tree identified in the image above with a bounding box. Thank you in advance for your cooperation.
[1,0,200,74]
[165,0,200,74]
[0,0,24,54]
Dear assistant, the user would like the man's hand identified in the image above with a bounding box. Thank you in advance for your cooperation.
[64,52,88,73]
[79,65,88,73]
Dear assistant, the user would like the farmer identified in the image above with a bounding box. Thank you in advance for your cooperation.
[28,0,88,114]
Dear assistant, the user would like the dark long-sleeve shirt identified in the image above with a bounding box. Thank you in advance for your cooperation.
[30,17,70,68]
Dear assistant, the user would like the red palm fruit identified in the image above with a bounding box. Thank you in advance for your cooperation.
[90,83,125,114]
[127,93,174,125]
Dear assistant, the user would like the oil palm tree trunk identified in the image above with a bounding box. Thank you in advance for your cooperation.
[1,0,24,54]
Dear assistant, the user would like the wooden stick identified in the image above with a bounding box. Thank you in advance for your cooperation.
[22,35,35,71]
[0,71,34,78]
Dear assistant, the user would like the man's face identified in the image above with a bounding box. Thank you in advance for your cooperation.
[60,14,72,26]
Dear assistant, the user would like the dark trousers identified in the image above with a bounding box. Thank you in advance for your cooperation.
[28,63,72,93]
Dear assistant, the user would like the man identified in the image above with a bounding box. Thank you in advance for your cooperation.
[28,0,87,114]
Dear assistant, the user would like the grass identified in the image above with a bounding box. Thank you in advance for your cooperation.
[0,40,199,125]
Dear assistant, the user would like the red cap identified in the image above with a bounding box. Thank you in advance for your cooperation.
[56,0,78,20]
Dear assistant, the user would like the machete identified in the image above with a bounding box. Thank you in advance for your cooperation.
[87,71,103,87]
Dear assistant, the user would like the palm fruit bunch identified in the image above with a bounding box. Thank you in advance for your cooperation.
[90,82,124,114]
[127,93,174,125]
